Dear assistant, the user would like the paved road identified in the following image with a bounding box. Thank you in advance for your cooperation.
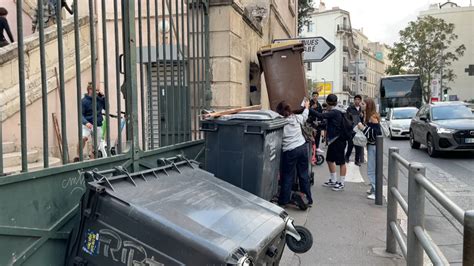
[382,136,474,264]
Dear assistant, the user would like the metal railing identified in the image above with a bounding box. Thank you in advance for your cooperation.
[386,147,474,265]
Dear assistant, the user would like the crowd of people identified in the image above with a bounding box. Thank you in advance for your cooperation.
[276,93,382,208]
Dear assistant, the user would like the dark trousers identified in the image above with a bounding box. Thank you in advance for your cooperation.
[345,139,364,163]
[279,143,313,205]
[314,130,321,149]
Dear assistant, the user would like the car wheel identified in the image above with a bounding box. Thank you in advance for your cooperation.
[426,134,440,157]
[410,131,420,149]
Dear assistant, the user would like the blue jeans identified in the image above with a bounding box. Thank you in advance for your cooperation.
[367,144,376,192]
[279,143,313,205]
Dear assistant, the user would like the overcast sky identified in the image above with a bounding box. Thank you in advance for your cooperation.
[319,0,472,46]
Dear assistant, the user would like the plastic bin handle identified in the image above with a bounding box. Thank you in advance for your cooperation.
[244,125,264,135]
[200,123,218,132]
[259,49,274,57]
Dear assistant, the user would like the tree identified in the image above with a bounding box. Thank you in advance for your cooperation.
[298,0,314,34]
[386,16,465,102]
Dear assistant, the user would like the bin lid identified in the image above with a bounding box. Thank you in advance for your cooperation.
[218,110,282,121]
[258,41,304,56]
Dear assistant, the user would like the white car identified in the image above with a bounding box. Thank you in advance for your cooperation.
[384,107,419,139]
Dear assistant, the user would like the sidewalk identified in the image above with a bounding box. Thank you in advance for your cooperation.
[280,161,404,265]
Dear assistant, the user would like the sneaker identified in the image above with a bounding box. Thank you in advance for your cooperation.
[322,180,337,187]
[367,194,376,200]
[317,148,325,153]
[332,182,345,191]
[366,187,374,195]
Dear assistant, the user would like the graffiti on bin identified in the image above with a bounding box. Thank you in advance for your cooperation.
[99,229,165,266]
[61,172,85,195]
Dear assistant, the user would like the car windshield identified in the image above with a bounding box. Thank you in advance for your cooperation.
[432,105,474,120]
[393,109,417,119]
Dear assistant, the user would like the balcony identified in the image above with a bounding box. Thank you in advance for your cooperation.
[343,85,351,92]
[337,24,351,33]
[343,65,349,72]
[343,45,349,52]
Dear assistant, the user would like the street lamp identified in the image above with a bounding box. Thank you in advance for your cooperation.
[321,78,326,102]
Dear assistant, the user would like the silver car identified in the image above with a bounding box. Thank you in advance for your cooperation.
[384,107,418,139]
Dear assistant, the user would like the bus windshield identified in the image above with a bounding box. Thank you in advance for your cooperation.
[379,75,422,117]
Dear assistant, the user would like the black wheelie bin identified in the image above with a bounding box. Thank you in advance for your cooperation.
[200,110,286,201]
[65,158,307,265]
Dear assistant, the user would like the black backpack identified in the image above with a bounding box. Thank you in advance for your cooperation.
[338,110,354,141]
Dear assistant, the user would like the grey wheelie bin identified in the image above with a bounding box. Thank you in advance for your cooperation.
[200,110,286,201]
[65,158,305,265]
[257,41,307,112]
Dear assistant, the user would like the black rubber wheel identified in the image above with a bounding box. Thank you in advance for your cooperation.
[427,134,440,157]
[410,131,420,149]
[286,225,313,254]
[316,155,325,165]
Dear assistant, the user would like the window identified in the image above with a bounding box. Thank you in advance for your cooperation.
[307,62,312,71]
[307,22,314,32]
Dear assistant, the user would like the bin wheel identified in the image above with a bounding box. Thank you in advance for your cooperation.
[316,155,325,165]
[286,225,313,254]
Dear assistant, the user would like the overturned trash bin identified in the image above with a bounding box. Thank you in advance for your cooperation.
[65,158,309,265]
[258,41,307,112]
[201,110,286,201]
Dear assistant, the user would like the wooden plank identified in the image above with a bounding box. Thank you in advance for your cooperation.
[52,113,63,157]
[202,105,262,119]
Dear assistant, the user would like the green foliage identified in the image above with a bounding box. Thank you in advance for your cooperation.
[386,16,465,102]
[298,0,314,34]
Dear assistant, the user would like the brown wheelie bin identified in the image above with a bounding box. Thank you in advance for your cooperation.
[258,41,307,112]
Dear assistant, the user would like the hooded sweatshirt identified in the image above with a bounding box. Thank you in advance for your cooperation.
[81,94,106,126]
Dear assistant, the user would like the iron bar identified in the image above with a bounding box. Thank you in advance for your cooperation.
[391,187,408,214]
[204,0,210,112]
[114,0,122,154]
[191,0,197,140]
[391,152,410,169]
[102,0,111,156]
[138,0,144,151]
[89,0,98,159]
[181,0,187,142]
[407,163,426,266]
[162,0,169,146]
[200,0,205,139]
[73,0,83,162]
[375,135,384,205]
[154,0,161,149]
[464,211,474,266]
[414,226,444,265]
[185,0,192,142]
[176,0,182,143]
[57,0,69,163]
[387,147,400,254]
[0,116,3,174]
[168,0,176,146]
[390,221,407,259]
[146,0,152,150]
[17,0,28,172]
[39,0,49,166]
[415,173,465,225]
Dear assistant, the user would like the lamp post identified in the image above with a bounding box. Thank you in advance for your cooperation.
[322,78,326,102]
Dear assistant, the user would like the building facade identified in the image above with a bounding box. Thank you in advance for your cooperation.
[420,1,474,101]
[301,4,388,105]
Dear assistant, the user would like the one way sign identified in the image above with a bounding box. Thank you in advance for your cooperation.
[274,37,336,63]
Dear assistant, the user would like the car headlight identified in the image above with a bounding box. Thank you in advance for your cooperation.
[437,128,455,134]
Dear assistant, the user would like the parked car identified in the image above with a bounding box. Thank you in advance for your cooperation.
[384,107,418,139]
[409,102,474,157]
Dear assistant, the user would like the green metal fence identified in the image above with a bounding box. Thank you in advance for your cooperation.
[0,0,210,264]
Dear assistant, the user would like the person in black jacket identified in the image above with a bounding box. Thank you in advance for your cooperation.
[77,82,106,159]
[358,112,382,200]
[0,7,14,47]
[345,95,364,165]
[310,94,347,192]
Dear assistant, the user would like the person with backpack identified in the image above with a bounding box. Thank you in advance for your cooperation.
[345,95,365,166]
[276,100,313,208]
[309,94,350,191]
[357,98,382,200]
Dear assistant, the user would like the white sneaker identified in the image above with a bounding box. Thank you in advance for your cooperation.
[367,194,376,200]
[317,148,324,153]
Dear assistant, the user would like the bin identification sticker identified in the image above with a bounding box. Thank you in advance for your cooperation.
[82,229,100,256]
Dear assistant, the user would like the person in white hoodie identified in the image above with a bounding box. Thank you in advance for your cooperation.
[276,100,313,207]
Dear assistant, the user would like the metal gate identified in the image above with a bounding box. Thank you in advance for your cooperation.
[0,0,209,264]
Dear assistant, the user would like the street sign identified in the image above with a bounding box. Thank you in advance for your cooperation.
[273,37,336,62]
